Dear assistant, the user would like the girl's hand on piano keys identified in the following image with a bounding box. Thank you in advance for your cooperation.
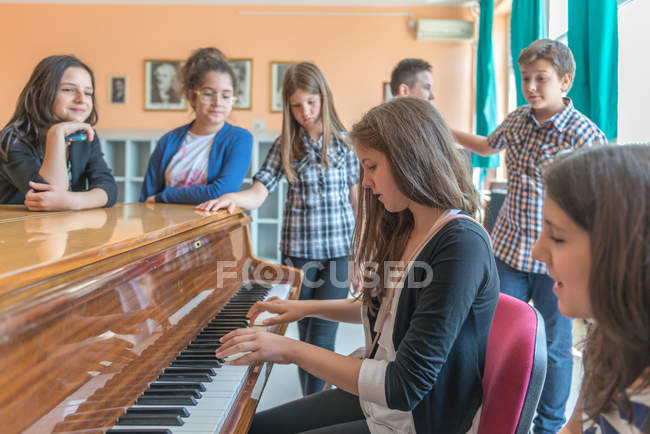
[216,328,297,365]
[247,297,307,327]
[195,193,238,214]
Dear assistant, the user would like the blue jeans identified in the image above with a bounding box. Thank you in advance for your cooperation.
[282,255,350,396]
[495,258,573,434]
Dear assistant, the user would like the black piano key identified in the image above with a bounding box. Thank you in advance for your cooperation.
[206,321,248,327]
[142,389,202,398]
[199,329,238,335]
[158,373,212,382]
[108,430,172,434]
[201,324,234,329]
[148,382,206,392]
[186,344,220,351]
[116,415,184,426]
[199,328,233,334]
[171,360,221,368]
[125,407,190,418]
[163,367,216,376]
[193,335,225,340]
[190,338,223,345]
[179,350,218,357]
[208,318,248,324]
[136,395,198,406]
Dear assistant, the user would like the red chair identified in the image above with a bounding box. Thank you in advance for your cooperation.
[478,293,547,434]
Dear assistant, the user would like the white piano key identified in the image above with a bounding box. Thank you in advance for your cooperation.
[222,352,251,363]
[112,412,224,433]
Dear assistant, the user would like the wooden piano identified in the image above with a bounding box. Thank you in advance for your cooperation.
[0,203,301,434]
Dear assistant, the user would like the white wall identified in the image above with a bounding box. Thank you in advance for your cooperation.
[618,0,650,143]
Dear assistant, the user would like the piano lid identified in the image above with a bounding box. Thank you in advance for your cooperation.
[0,203,239,294]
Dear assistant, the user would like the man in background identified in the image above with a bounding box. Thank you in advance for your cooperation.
[390,58,435,102]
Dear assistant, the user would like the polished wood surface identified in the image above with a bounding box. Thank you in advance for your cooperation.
[0,203,241,294]
[0,203,301,434]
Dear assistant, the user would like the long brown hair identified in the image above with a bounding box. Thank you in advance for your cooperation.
[280,62,347,183]
[544,144,650,425]
[350,97,478,307]
[0,55,98,161]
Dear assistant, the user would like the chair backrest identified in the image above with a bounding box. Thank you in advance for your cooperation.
[477,293,547,434]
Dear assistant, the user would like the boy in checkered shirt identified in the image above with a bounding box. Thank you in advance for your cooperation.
[453,39,607,434]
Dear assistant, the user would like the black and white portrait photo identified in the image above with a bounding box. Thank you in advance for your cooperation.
[145,60,185,110]
[109,75,127,104]
[270,61,295,112]
[230,59,252,110]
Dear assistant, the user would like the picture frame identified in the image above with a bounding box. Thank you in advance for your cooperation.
[144,60,186,111]
[270,61,296,112]
[383,81,394,102]
[109,75,127,104]
[230,58,252,110]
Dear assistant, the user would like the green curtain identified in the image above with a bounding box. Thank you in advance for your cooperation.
[568,0,618,139]
[473,0,500,169]
[510,0,547,107]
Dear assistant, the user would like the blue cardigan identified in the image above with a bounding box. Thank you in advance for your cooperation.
[140,122,252,204]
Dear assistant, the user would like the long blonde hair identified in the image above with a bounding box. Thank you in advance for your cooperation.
[279,62,347,183]
[350,97,478,308]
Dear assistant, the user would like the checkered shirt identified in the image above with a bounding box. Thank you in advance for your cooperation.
[253,129,359,259]
[487,98,607,274]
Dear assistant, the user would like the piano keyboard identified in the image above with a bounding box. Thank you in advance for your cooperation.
[108,283,291,434]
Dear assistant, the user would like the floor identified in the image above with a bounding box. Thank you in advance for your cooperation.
[257,315,587,426]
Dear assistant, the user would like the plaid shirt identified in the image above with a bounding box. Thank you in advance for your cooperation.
[254,129,359,259]
[488,98,607,273]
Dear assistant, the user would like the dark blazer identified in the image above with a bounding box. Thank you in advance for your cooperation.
[0,133,117,206]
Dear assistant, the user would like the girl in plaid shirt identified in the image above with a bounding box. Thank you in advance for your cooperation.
[197,62,359,395]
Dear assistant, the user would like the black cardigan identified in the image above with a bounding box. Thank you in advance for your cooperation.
[0,133,117,206]
[362,217,500,433]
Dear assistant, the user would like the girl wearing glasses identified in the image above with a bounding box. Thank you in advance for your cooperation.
[197,62,360,396]
[140,47,252,204]
[532,145,649,434]
[0,55,117,210]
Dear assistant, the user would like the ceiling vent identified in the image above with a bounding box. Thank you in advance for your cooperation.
[416,19,474,42]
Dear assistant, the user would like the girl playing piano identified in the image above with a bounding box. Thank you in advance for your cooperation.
[196,62,359,396]
[0,55,117,210]
[533,145,650,433]
[214,97,500,433]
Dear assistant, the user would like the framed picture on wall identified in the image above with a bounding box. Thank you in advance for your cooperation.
[230,58,252,110]
[109,75,127,104]
[383,81,393,102]
[144,60,186,110]
[270,61,295,112]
